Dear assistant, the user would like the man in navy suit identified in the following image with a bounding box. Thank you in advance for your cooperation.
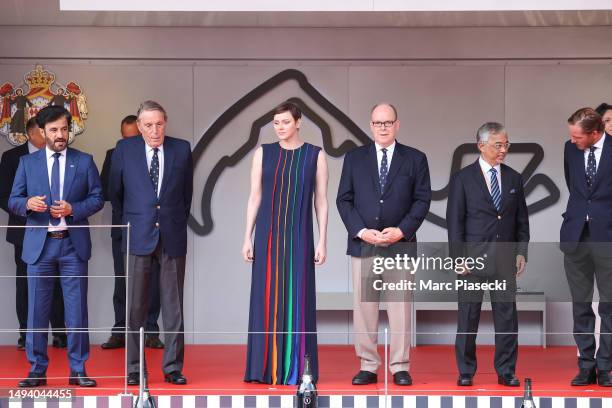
[0,118,66,350]
[446,122,529,387]
[110,100,193,385]
[9,105,104,387]
[99,115,163,350]
[337,103,431,386]
[562,108,612,387]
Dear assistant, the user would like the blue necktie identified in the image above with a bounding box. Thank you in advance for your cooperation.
[586,146,597,189]
[50,152,61,226]
[489,168,501,212]
[379,148,388,194]
[149,148,160,196]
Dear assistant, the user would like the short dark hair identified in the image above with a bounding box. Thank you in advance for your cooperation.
[121,114,137,127]
[595,103,612,116]
[25,117,38,135]
[273,101,302,121]
[36,105,71,129]
[567,107,603,133]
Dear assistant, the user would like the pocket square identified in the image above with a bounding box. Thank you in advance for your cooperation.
[509,188,516,194]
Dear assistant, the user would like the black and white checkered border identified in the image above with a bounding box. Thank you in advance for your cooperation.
[1,395,611,408]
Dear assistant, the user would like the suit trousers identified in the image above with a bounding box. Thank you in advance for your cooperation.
[565,223,612,371]
[26,236,89,373]
[15,244,66,341]
[110,237,161,337]
[127,240,185,374]
[351,256,411,374]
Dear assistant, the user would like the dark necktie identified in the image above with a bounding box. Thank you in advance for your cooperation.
[149,148,160,196]
[50,152,61,226]
[379,148,388,193]
[489,167,501,212]
[586,146,597,189]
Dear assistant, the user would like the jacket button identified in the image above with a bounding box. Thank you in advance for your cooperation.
[375,217,379,221]
[496,234,500,239]
[156,205,160,209]
[155,222,159,227]
[379,200,384,203]
[497,215,502,220]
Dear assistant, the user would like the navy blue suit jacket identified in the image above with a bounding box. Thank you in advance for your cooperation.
[8,148,104,264]
[336,142,431,257]
[446,160,530,261]
[0,143,29,245]
[561,134,612,252]
[109,135,193,257]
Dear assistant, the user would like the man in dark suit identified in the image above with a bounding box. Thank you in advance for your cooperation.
[110,100,193,385]
[0,118,67,350]
[446,122,529,387]
[9,105,104,387]
[337,103,431,386]
[562,107,612,387]
[99,115,163,350]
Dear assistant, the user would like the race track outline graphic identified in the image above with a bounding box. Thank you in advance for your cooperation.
[190,69,559,236]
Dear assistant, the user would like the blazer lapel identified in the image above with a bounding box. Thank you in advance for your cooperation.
[574,144,588,195]
[136,137,157,198]
[500,164,511,213]
[36,150,52,205]
[367,144,381,195]
[62,149,78,201]
[591,134,611,191]
[381,143,405,196]
[159,139,175,200]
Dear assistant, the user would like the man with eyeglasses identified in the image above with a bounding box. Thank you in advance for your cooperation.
[562,108,612,387]
[447,122,529,387]
[337,103,431,386]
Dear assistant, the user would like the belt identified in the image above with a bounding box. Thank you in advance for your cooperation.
[47,230,69,239]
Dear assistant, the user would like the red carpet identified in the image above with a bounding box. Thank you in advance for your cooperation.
[1,345,611,397]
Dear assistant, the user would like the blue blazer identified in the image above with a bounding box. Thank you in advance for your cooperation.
[109,135,193,257]
[336,142,431,257]
[446,160,530,261]
[561,134,612,252]
[8,148,104,264]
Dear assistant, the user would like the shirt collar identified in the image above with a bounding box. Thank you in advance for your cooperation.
[45,146,66,159]
[145,142,164,153]
[592,133,605,150]
[375,141,396,155]
[479,156,501,174]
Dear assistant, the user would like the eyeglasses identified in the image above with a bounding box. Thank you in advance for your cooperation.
[487,142,511,151]
[371,120,396,128]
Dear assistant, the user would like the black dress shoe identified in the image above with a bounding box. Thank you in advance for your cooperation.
[352,370,377,385]
[393,371,412,386]
[457,374,474,386]
[101,335,125,349]
[69,372,97,387]
[164,371,187,385]
[145,336,165,349]
[18,372,47,388]
[498,373,520,387]
[52,335,67,349]
[598,370,612,387]
[571,369,596,386]
[17,337,25,351]
[127,372,140,386]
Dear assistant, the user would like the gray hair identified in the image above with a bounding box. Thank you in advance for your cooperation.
[476,122,506,143]
[137,100,167,121]
[371,102,398,121]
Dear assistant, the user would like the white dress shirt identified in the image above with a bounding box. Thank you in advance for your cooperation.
[479,156,502,195]
[46,146,68,231]
[583,133,605,171]
[145,143,164,197]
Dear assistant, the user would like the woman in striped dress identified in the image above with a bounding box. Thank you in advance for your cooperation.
[242,101,328,385]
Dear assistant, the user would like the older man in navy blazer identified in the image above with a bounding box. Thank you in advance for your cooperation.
[337,103,431,386]
[9,105,104,387]
[110,100,193,385]
[447,122,529,387]
[562,108,612,387]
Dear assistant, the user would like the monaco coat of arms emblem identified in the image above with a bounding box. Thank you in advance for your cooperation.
[0,64,88,146]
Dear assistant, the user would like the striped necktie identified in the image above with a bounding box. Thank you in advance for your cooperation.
[489,167,501,212]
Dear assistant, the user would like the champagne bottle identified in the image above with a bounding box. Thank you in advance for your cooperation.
[520,378,536,408]
[297,354,317,408]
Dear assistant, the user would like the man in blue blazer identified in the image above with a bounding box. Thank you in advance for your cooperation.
[110,100,193,385]
[9,105,104,387]
[562,108,612,387]
[0,118,66,350]
[446,122,529,387]
[337,103,431,386]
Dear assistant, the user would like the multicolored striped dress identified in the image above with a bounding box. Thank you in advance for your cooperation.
[244,142,320,385]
